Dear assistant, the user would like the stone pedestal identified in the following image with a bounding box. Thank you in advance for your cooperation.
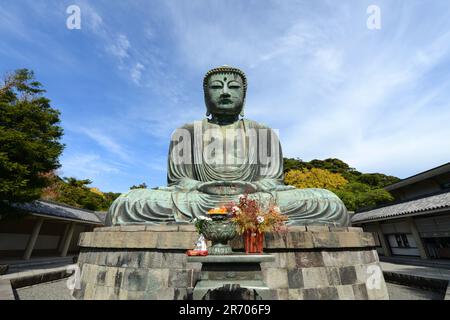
[73,225,389,300]
[188,254,274,300]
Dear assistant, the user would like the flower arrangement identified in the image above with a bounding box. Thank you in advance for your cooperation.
[227,194,288,234]
[193,215,212,233]
[192,207,237,255]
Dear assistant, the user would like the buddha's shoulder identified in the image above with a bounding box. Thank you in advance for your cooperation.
[173,119,273,130]
[173,121,201,132]
[243,119,273,130]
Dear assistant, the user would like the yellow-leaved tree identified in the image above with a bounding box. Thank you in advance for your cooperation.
[284,168,348,190]
[89,187,104,197]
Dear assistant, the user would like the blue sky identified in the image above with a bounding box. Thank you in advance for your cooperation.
[1,0,450,193]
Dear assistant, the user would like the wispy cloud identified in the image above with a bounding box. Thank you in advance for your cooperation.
[130,62,145,84]
[107,34,130,60]
[60,153,120,176]
[75,127,131,162]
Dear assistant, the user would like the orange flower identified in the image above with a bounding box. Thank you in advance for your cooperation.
[208,206,228,215]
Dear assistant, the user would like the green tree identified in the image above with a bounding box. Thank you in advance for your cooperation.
[333,182,394,211]
[356,173,400,188]
[130,182,148,190]
[0,69,64,206]
[42,175,120,211]
[283,158,308,172]
[103,192,121,207]
[64,177,92,188]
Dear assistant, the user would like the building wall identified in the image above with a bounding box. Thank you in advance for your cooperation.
[415,214,450,238]
[391,180,440,201]
[358,212,450,260]
[414,213,450,259]
[386,234,419,257]
[0,215,97,258]
[378,219,420,257]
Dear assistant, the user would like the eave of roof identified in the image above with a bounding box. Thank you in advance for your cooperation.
[385,162,450,191]
[11,200,104,225]
[351,191,450,224]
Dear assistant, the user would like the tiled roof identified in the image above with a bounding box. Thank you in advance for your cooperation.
[12,200,104,224]
[351,191,450,223]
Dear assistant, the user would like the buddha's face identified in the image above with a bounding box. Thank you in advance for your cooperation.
[205,73,245,117]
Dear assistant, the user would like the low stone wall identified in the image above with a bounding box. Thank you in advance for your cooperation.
[73,225,389,300]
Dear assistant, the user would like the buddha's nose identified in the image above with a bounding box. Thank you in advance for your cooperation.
[221,87,231,97]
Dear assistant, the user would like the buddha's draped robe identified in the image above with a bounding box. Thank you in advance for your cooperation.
[106,119,349,226]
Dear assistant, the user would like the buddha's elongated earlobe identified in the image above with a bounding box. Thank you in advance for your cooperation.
[240,109,244,117]
[206,110,211,117]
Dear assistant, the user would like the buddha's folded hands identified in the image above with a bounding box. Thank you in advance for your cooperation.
[197,181,257,195]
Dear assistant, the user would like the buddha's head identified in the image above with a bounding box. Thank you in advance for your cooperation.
[203,66,247,118]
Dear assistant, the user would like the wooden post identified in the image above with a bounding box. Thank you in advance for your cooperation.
[407,217,429,260]
[23,218,44,260]
[374,221,391,257]
[61,222,76,257]
[57,223,70,253]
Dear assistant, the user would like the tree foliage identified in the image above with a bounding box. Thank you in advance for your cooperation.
[284,168,348,190]
[42,174,121,211]
[283,158,399,211]
[355,173,400,189]
[0,69,64,204]
[130,182,147,190]
[333,182,394,211]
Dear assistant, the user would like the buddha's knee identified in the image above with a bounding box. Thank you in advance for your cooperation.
[116,188,172,202]
[277,187,341,202]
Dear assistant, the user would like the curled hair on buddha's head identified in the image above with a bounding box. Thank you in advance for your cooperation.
[203,65,247,117]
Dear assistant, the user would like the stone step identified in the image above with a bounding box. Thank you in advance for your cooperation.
[2,256,76,274]
[0,265,76,289]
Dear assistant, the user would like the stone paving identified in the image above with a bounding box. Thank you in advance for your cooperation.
[8,277,443,300]
[15,278,75,300]
[0,255,76,274]
[380,261,450,281]
[386,282,444,300]
[0,280,15,300]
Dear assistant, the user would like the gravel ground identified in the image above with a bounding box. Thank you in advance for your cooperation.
[15,278,75,300]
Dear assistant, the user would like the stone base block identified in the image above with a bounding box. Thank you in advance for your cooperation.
[73,225,389,300]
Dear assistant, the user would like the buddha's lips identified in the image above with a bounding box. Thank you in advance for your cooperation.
[219,99,233,104]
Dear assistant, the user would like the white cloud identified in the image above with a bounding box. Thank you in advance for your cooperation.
[130,62,145,84]
[60,153,120,177]
[75,127,132,162]
[107,34,130,59]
